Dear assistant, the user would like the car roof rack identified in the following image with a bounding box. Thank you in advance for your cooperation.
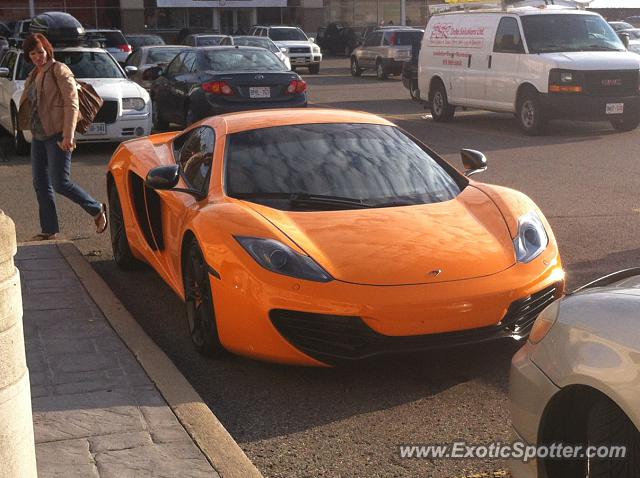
[429,0,592,14]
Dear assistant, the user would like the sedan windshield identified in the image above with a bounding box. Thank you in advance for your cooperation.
[202,49,285,71]
[522,14,625,53]
[225,124,464,210]
[196,36,223,46]
[234,37,279,54]
[17,50,124,80]
[269,28,308,42]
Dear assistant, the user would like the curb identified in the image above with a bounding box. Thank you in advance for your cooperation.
[25,240,262,478]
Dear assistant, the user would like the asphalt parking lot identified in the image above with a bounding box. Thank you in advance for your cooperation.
[1,56,639,478]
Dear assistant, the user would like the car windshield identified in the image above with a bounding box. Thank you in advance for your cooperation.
[196,36,223,46]
[17,50,125,80]
[269,28,308,41]
[147,47,182,64]
[202,49,285,71]
[89,30,127,47]
[225,123,463,210]
[522,14,625,53]
[234,37,279,53]
[128,35,165,48]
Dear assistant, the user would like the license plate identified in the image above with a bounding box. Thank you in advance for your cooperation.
[86,123,106,135]
[249,87,270,99]
[606,103,624,115]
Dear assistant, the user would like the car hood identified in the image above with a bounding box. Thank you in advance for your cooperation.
[242,186,516,285]
[539,51,640,70]
[80,78,150,100]
[274,40,314,48]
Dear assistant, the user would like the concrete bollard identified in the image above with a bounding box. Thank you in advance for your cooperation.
[0,211,37,478]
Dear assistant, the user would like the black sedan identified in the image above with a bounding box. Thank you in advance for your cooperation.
[150,46,307,129]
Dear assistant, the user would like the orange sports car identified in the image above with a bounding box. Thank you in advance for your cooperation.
[107,108,565,366]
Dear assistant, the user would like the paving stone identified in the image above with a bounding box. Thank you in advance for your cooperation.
[24,308,102,324]
[95,443,217,478]
[36,438,93,465]
[151,427,194,445]
[35,321,113,340]
[94,336,131,354]
[16,245,64,260]
[53,378,124,396]
[49,352,117,374]
[36,464,100,478]
[31,385,51,398]
[26,349,48,372]
[29,370,51,387]
[51,370,109,386]
[18,258,69,271]
[24,278,79,290]
[89,431,153,453]
[33,390,146,442]
[23,291,91,312]
[140,405,182,430]
[43,337,97,356]
[19,269,77,282]
[133,389,167,407]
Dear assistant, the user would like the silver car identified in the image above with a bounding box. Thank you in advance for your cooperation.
[124,45,184,90]
[350,27,423,80]
[510,269,640,478]
[218,35,291,70]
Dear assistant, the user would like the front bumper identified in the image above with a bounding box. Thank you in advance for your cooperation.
[539,93,640,122]
[289,53,322,67]
[211,247,564,365]
[509,342,561,477]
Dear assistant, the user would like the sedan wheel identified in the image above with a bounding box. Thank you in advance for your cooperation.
[183,240,225,357]
[109,185,143,270]
[350,57,362,77]
[376,61,387,81]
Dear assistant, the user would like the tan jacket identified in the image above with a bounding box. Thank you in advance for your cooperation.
[18,60,79,139]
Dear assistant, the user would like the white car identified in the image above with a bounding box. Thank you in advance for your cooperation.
[219,36,291,70]
[0,46,151,155]
[249,26,322,74]
[510,269,640,478]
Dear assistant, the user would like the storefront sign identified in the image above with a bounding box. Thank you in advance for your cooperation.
[157,0,286,6]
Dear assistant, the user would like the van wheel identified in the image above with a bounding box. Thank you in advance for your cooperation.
[376,60,387,80]
[517,89,546,135]
[409,80,420,101]
[586,396,640,477]
[350,57,362,77]
[610,116,640,132]
[429,82,455,122]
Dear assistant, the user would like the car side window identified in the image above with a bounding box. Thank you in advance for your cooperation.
[182,52,197,73]
[165,52,185,78]
[126,50,141,66]
[382,32,393,46]
[364,32,381,47]
[177,127,215,193]
[493,17,524,53]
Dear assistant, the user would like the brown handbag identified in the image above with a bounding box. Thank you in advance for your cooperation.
[74,80,104,135]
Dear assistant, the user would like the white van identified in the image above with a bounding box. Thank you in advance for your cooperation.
[417,4,640,134]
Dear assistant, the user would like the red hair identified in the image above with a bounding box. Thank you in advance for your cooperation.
[23,33,54,64]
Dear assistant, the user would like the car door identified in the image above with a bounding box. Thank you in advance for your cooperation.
[359,31,382,68]
[150,126,216,286]
[156,52,187,124]
[175,51,198,123]
[485,16,524,111]
[0,50,17,132]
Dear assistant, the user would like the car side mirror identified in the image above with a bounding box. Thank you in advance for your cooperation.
[124,65,138,76]
[460,149,487,177]
[309,37,315,43]
[146,165,206,200]
[0,67,10,78]
[146,165,180,190]
[618,32,630,49]
[280,47,287,53]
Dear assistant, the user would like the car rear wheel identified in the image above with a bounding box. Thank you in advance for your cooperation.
[308,63,320,74]
[109,184,144,270]
[610,115,640,132]
[183,239,225,357]
[586,396,640,478]
[350,57,362,77]
[429,82,455,122]
[376,60,387,81]
[409,80,420,101]
[11,108,29,156]
[517,89,546,135]
[151,99,168,131]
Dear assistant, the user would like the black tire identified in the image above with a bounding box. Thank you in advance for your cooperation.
[429,81,455,122]
[409,80,420,101]
[375,60,387,81]
[183,239,226,357]
[308,63,320,74]
[517,89,546,135]
[610,116,640,132]
[151,98,168,131]
[109,184,144,270]
[11,108,29,156]
[586,397,640,478]
[350,57,362,77]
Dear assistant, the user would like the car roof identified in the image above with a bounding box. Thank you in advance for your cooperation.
[435,6,598,17]
[139,44,183,49]
[202,108,394,135]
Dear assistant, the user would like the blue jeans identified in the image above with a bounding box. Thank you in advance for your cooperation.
[31,135,102,234]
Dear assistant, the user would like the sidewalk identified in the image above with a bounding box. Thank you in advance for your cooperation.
[16,242,262,478]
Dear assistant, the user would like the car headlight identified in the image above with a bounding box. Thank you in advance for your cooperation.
[235,236,333,282]
[122,97,146,111]
[513,211,548,263]
[528,299,560,344]
[312,44,320,53]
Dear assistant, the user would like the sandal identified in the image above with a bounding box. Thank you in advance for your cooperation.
[95,203,108,234]
[30,232,59,241]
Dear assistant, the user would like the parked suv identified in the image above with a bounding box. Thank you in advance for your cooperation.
[350,27,424,80]
[249,25,322,73]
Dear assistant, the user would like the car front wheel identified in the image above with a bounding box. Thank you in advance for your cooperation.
[183,239,226,357]
[109,184,144,270]
[350,57,362,77]
[376,60,387,81]
[517,89,546,135]
[429,82,455,122]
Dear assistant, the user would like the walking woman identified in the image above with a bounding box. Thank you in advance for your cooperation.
[18,33,106,240]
